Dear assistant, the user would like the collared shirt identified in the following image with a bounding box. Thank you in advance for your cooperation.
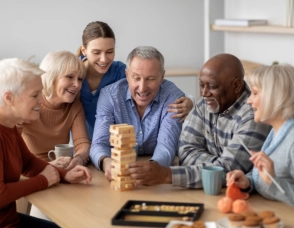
[90,79,184,169]
[171,84,271,188]
[79,56,126,140]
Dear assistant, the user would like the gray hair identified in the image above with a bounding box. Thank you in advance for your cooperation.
[246,64,294,121]
[40,51,85,97]
[126,46,164,74]
[0,58,44,106]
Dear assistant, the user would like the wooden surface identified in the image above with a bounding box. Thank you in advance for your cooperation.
[211,24,294,34]
[26,164,294,228]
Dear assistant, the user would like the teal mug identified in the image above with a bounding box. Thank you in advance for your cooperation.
[201,166,224,195]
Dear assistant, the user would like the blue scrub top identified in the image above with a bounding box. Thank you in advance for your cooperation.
[79,58,126,139]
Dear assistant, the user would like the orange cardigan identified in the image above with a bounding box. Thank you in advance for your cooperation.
[21,96,91,163]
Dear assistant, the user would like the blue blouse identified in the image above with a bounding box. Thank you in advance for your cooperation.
[79,56,126,139]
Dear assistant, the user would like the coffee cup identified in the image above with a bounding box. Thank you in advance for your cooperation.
[201,166,224,195]
[48,144,74,161]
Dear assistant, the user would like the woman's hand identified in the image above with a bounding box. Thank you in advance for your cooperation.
[250,151,275,185]
[168,97,193,122]
[39,165,60,187]
[65,156,84,171]
[50,156,72,169]
[226,170,250,189]
[64,165,92,184]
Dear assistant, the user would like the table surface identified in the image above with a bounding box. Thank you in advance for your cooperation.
[26,164,294,228]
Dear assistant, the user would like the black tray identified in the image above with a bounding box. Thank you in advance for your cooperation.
[111,200,204,227]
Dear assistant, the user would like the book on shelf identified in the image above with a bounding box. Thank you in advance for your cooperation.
[214,19,268,27]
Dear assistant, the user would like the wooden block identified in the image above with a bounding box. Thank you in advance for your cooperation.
[111,168,130,175]
[110,137,136,148]
[111,181,135,191]
[111,160,129,169]
[112,175,135,184]
[110,133,136,139]
[109,125,135,135]
[112,153,136,164]
[111,148,135,156]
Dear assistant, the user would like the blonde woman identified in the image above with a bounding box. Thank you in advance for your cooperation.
[0,58,91,227]
[20,51,91,170]
[227,64,294,207]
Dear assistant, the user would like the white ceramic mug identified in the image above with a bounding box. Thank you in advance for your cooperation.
[48,144,74,161]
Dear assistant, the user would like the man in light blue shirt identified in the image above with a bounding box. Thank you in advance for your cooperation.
[90,46,185,181]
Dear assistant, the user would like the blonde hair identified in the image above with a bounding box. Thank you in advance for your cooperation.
[39,51,85,97]
[0,58,44,106]
[246,64,294,121]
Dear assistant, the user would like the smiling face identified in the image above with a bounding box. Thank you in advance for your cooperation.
[51,72,83,105]
[82,37,115,76]
[199,55,243,113]
[247,85,263,123]
[126,57,164,113]
[199,67,239,113]
[12,77,43,121]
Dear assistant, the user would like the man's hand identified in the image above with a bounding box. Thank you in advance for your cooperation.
[64,165,92,184]
[39,165,60,187]
[128,160,172,186]
[103,157,114,182]
[168,97,193,122]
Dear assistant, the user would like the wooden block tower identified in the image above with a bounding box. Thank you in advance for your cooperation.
[110,124,137,191]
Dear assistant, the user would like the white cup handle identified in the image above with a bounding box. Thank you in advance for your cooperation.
[48,150,56,161]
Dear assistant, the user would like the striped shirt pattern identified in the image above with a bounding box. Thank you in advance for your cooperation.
[90,79,184,169]
[171,84,271,188]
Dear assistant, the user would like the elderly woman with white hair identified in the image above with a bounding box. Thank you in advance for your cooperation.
[227,64,294,207]
[19,51,91,170]
[0,58,91,227]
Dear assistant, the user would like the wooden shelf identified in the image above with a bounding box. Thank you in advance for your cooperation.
[211,24,294,35]
[165,67,199,76]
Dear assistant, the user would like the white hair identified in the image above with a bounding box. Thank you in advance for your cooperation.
[0,58,44,106]
[126,46,165,74]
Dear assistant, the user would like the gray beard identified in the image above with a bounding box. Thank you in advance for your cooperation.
[206,99,220,113]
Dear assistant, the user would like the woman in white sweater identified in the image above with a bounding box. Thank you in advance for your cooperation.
[227,64,294,207]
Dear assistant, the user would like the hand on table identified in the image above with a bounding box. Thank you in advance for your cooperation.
[168,97,193,122]
[226,170,250,189]
[65,156,84,171]
[128,160,172,186]
[65,165,92,184]
[250,150,275,185]
[39,165,60,187]
[50,156,72,169]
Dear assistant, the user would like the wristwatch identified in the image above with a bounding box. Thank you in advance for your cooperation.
[99,156,109,172]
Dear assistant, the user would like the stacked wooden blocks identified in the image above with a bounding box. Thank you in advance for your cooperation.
[110,124,137,191]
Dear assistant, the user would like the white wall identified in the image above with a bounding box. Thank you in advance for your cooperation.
[0,0,226,100]
[223,0,294,65]
[1,0,206,68]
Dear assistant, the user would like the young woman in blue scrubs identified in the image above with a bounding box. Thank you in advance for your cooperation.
[77,21,193,139]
